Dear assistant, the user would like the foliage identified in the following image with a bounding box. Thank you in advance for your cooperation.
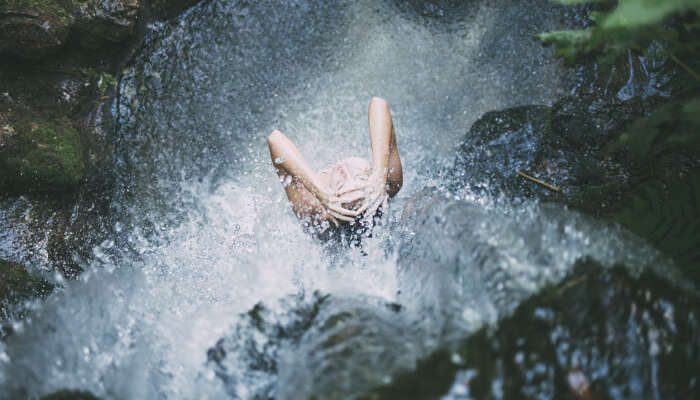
[538,0,700,163]
[538,0,700,277]
[608,172,700,281]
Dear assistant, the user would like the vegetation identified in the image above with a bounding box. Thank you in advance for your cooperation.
[0,119,85,192]
[0,259,54,321]
[538,0,700,278]
[538,0,700,160]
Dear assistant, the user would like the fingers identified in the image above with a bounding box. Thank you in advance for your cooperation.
[354,200,371,216]
[381,196,388,212]
[329,209,354,222]
[327,203,359,217]
[328,214,339,227]
[335,186,367,196]
[365,196,383,219]
[337,190,365,203]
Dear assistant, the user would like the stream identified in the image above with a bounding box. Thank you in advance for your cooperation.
[0,1,692,399]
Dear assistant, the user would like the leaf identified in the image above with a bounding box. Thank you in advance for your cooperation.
[551,0,607,4]
[601,0,700,30]
[604,97,700,160]
[607,172,700,277]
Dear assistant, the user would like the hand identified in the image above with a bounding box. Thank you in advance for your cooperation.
[338,172,389,220]
[316,189,365,224]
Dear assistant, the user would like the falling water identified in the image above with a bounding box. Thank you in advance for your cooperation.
[0,1,673,398]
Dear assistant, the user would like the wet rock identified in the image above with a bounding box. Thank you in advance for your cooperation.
[150,0,201,19]
[73,0,140,49]
[208,294,417,400]
[0,1,142,57]
[40,389,100,400]
[0,117,84,193]
[451,48,675,215]
[450,93,660,215]
[366,260,700,399]
[0,0,72,59]
[0,258,54,321]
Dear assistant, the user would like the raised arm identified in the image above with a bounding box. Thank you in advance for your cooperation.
[268,130,361,223]
[368,97,403,197]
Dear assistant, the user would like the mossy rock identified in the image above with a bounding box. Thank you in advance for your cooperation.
[0,258,54,319]
[0,0,73,58]
[0,117,85,193]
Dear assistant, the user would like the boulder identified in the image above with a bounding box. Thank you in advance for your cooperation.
[0,0,142,58]
[149,0,201,20]
[0,258,54,322]
[0,116,85,193]
[72,0,140,49]
[40,390,100,400]
[366,260,700,399]
[450,98,644,213]
[208,294,416,400]
[0,0,72,59]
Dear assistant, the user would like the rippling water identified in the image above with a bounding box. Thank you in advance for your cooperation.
[0,1,673,398]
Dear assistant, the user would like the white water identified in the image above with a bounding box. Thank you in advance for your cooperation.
[0,1,666,398]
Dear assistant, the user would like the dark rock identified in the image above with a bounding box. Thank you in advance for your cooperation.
[0,258,54,321]
[0,116,85,193]
[208,294,417,400]
[365,260,700,399]
[40,389,100,400]
[450,93,659,216]
[73,0,140,49]
[0,1,142,57]
[150,0,201,20]
[0,0,72,59]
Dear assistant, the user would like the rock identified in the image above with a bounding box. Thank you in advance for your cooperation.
[150,0,201,19]
[366,260,700,399]
[208,294,416,400]
[0,258,54,321]
[40,390,100,400]
[0,0,72,59]
[0,117,85,193]
[450,94,659,215]
[73,0,140,49]
[0,0,142,58]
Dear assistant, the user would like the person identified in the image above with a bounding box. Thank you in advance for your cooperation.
[268,96,402,232]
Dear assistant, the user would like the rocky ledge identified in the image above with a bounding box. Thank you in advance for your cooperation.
[0,0,202,317]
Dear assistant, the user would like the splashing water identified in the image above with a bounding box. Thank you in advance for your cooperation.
[0,0,670,398]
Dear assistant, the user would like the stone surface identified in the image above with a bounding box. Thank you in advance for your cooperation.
[73,0,140,48]
[208,294,416,400]
[0,0,73,59]
[149,0,200,19]
[0,258,53,321]
[40,390,100,400]
[366,260,700,399]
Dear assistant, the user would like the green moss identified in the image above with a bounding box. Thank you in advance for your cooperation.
[5,0,72,25]
[0,259,54,318]
[0,118,85,192]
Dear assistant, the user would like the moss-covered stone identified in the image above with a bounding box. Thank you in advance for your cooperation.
[0,258,54,319]
[0,117,85,193]
[0,0,73,58]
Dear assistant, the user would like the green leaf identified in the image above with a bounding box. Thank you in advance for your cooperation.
[607,171,700,276]
[601,0,700,30]
[551,0,607,4]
